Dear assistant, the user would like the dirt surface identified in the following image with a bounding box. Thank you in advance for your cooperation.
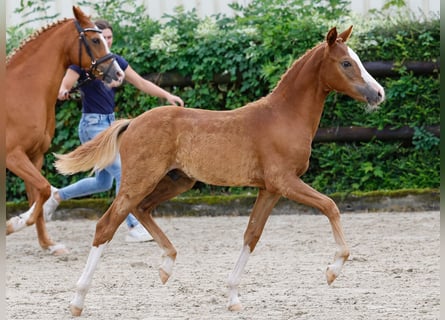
[6,211,439,319]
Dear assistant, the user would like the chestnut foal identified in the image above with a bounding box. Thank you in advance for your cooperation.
[55,26,384,315]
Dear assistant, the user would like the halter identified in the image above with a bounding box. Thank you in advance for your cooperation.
[74,20,116,82]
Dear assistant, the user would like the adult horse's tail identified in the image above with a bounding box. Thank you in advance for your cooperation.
[54,119,132,175]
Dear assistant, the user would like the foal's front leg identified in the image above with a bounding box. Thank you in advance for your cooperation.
[70,204,127,317]
[283,177,350,285]
[227,189,280,311]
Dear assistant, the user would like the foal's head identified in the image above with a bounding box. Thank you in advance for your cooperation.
[321,26,384,109]
[71,6,124,87]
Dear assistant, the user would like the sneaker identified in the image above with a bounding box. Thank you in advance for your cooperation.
[125,223,153,242]
[43,186,60,222]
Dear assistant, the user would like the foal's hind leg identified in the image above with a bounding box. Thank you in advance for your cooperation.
[227,189,281,311]
[71,170,195,317]
[132,170,196,284]
[70,201,129,316]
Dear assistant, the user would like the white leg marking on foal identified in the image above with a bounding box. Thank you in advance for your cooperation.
[159,254,175,284]
[70,244,106,312]
[328,257,344,276]
[161,255,175,275]
[227,245,251,310]
[326,247,348,285]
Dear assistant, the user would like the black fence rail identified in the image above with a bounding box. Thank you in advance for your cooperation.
[143,60,440,87]
[314,125,439,143]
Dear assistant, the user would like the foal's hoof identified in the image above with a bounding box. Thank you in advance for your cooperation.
[159,268,170,284]
[70,304,83,317]
[228,303,243,311]
[326,266,338,285]
[48,243,70,256]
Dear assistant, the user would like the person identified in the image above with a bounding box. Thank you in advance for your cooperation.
[43,19,184,242]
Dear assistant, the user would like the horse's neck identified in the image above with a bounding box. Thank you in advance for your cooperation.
[268,45,329,136]
[8,21,73,98]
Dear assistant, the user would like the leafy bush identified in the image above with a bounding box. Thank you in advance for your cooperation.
[6,0,439,201]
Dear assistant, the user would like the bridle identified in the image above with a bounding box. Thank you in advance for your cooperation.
[74,20,116,82]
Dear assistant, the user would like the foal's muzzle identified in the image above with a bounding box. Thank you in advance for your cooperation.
[357,84,385,107]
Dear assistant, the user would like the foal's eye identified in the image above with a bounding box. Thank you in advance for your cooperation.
[341,61,352,68]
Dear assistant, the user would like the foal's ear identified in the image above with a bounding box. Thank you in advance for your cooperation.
[338,25,353,43]
[326,27,338,46]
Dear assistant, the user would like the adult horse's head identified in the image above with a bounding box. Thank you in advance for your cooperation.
[72,6,124,86]
[321,26,384,109]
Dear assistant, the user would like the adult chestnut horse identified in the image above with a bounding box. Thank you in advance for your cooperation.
[6,6,124,255]
[55,26,384,315]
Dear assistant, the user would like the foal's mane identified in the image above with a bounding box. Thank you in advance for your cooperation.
[272,41,326,91]
[6,18,72,65]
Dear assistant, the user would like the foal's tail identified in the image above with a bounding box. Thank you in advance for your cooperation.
[54,119,132,175]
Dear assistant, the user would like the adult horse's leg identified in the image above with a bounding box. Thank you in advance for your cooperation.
[227,189,281,311]
[281,177,350,285]
[6,151,67,254]
[132,170,196,284]
[70,201,129,317]
[26,155,67,254]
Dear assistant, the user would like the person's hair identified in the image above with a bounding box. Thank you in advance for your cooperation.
[94,19,113,32]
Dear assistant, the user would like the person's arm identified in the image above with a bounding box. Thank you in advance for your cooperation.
[58,68,80,101]
[124,64,184,107]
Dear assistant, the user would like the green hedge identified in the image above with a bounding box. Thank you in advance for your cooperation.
[6,0,439,201]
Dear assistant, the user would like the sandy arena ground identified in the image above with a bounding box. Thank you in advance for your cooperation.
[6,211,439,319]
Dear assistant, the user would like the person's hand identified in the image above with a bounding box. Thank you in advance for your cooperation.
[58,89,70,101]
[166,94,184,107]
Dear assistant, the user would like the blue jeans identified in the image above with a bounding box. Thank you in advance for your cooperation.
[58,113,139,228]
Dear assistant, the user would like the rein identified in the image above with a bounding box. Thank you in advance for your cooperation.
[73,20,116,92]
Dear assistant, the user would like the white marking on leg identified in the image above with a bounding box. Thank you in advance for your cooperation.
[70,244,107,312]
[20,203,35,221]
[227,245,251,310]
[327,255,344,277]
[6,203,36,233]
[160,255,175,276]
[326,245,349,285]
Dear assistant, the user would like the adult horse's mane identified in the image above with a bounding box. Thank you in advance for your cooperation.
[7,18,71,64]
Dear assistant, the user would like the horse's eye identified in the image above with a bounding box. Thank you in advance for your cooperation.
[341,61,352,68]
[91,38,101,45]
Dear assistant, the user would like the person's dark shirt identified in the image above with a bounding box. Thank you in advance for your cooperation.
[69,55,128,114]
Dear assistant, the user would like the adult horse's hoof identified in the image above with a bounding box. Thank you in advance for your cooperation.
[70,304,83,317]
[6,216,27,235]
[6,220,16,235]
